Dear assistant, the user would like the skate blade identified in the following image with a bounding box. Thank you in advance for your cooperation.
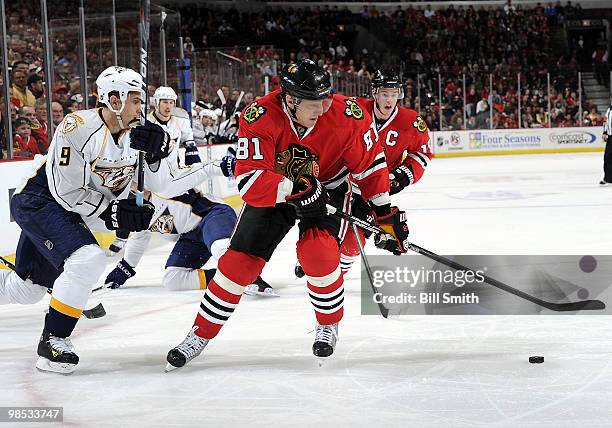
[165,363,181,373]
[35,357,76,375]
[243,285,280,297]
[317,357,332,368]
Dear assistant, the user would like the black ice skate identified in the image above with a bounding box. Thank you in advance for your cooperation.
[599,180,611,186]
[243,276,279,297]
[36,329,79,374]
[166,326,209,372]
[294,262,305,278]
[312,323,339,359]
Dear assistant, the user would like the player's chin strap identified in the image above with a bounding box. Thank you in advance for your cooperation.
[107,96,141,130]
[282,95,301,123]
[373,99,398,124]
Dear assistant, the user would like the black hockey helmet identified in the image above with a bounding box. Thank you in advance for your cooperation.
[280,59,332,101]
[371,69,404,99]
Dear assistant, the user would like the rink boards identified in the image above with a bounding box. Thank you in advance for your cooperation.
[432,126,605,157]
[0,128,605,261]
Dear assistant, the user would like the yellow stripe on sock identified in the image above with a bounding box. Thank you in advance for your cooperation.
[197,269,208,290]
[49,297,83,319]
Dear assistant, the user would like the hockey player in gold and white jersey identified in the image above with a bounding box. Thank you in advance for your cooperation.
[106,86,229,255]
[0,66,177,374]
[104,86,276,296]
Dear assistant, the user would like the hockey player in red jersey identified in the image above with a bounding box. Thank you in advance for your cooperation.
[338,69,433,272]
[166,59,409,370]
[357,69,432,191]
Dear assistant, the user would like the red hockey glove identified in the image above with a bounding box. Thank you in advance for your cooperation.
[373,205,409,255]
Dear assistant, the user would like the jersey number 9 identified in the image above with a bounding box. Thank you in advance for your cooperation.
[59,147,71,166]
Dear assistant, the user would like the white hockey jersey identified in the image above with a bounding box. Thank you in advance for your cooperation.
[119,110,233,267]
[148,108,195,149]
[16,108,179,232]
[123,190,225,267]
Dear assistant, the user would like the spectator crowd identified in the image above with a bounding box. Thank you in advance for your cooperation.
[1,0,610,158]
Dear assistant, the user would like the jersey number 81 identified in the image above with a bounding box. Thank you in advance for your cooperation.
[236,137,264,160]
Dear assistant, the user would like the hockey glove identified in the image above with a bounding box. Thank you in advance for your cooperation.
[285,175,328,219]
[104,258,136,289]
[389,165,414,195]
[130,121,171,164]
[184,143,201,166]
[220,155,236,177]
[100,198,155,232]
[352,195,376,238]
[373,205,409,255]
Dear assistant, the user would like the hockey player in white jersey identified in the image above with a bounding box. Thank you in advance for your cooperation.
[104,86,275,296]
[107,86,210,256]
[0,66,175,374]
[103,187,277,297]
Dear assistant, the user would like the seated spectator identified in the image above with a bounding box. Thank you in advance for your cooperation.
[51,101,65,128]
[51,82,70,105]
[13,117,39,158]
[27,74,44,99]
[21,105,49,154]
[11,67,36,108]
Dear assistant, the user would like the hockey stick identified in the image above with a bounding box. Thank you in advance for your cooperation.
[215,88,226,138]
[0,255,15,270]
[0,256,106,318]
[326,205,606,312]
[351,223,389,318]
[135,0,151,206]
[221,90,244,136]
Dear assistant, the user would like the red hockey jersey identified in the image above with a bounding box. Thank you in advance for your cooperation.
[357,98,432,184]
[235,90,389,207]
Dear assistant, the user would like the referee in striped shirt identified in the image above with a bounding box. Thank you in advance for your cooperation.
[602,104,612,186]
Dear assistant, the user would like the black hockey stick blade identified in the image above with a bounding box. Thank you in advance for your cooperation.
[83,303,106,319]
[407,243,606,312]
[539,298,605,312]
[0,255,16,270]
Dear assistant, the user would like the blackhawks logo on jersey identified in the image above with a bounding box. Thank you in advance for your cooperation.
[243,102,266,124]
[343,99,364,120]
[61,114,85,135]
[93,164,136,195]
[274,144,320,181]
[413,116,427,133]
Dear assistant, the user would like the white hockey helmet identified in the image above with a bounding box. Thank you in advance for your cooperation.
[199,109,216,121]
[153,86,177,108]
[96,66,144,115]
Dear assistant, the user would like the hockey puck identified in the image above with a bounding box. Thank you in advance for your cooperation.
[529,356,544,364]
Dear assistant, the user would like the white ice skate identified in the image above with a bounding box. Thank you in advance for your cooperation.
[243,277,279,297]
[312,322,339,365]
[165,326,209,372]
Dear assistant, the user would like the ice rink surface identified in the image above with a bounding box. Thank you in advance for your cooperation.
[2,153,612,427]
